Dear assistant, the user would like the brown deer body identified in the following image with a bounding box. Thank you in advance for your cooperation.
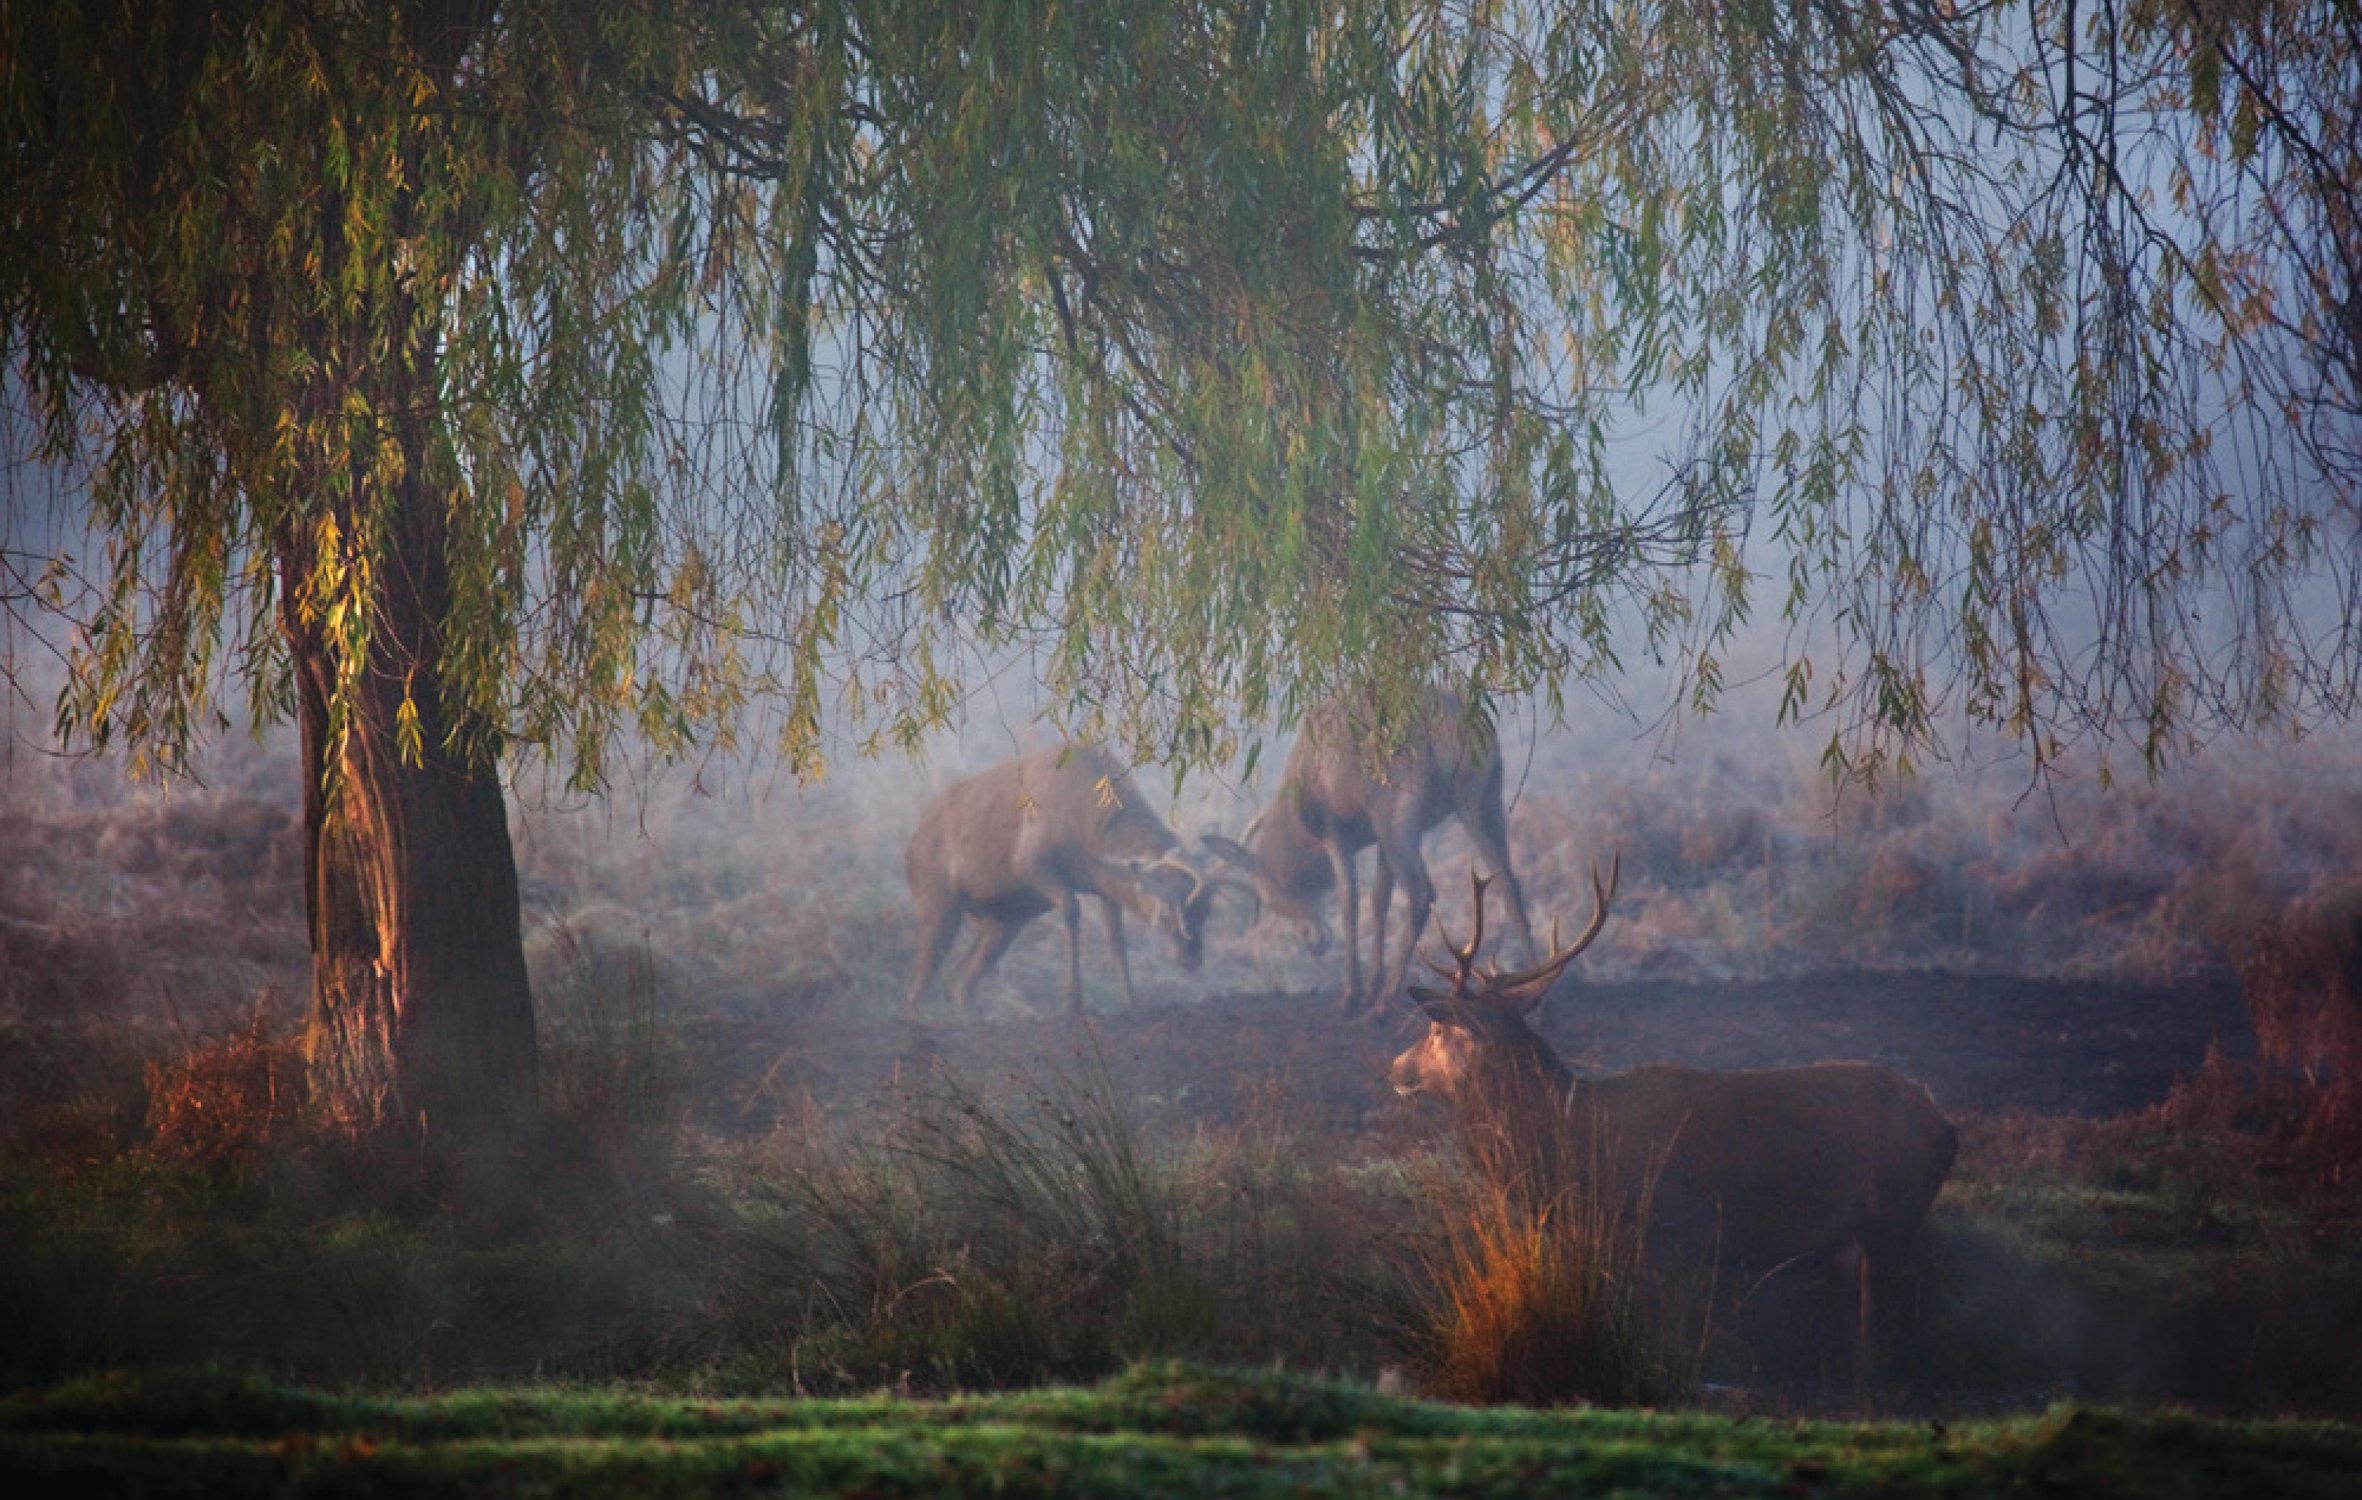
[1206,688,1536,1013]
[904,746,1220,1015]
[1392,867,1957,1381]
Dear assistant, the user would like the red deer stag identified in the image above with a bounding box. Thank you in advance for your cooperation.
[1391,864,1957,1382]
[904,745,1226,1016]
[1203,688,1536,1014]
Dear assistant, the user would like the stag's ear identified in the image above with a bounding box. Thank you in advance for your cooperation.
[1200,832,1256,869]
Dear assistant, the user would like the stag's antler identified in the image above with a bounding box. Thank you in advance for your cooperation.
[1144,854,1202,901]
[1422,872,1491,992]
[1421,856,1620,1006]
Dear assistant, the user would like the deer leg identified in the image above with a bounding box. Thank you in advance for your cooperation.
[1363,856,1396,1019]
[1464,795,1538,967]
[1855,1245,1875,1397]
[950,917,1023,1011]
[1099,897,1137,1010]
[1373,827,1435,1006]
[1830,1239,1873,1399]
[904,901,963,1018]
[1059,891,1087,1012]
[1330,843,1363,1011]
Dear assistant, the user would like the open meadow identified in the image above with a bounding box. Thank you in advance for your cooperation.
[5,706,2360,1474]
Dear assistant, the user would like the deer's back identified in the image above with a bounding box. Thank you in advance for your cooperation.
[1577,1062,1956,1269]
[1286,688,1498,835]
[908,747,1173,907]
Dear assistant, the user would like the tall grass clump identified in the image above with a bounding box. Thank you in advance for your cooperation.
[530,914,686,1157]
[717,1050,1407,1394]
[735,1058,1215,1391]
[1412,1138,1682,1408]
[2228,886,2362,1151]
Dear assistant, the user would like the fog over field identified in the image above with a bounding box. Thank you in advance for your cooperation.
[8,560,2361,1418]
[8,628,2360,1037]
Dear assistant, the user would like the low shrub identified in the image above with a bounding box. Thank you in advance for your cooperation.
[144,1007,306,1167]
[2225,887,2362,1172]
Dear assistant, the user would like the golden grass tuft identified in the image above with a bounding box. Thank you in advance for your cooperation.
[1417,1162,1674,1408]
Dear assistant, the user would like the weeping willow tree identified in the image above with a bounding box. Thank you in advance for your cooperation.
[3,0,2354,1135]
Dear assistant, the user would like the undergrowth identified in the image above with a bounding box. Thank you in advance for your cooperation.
[6,881,2362,1416]
[0,999,1434,1398]
[6,985,2362,1414]
[710,1050,1419,1395]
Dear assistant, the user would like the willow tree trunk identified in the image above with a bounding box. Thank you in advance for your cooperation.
[277,468,537,1143]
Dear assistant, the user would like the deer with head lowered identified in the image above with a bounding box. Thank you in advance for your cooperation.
[1204,687,1537,1014]
[904,745,1237,1016]
[1391,863,1958,1384]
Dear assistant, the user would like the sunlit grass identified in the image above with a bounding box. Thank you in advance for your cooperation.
[1414,1163,1676,1408]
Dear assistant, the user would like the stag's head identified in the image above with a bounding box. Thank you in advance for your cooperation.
[1389,858,1620,1109]
[1131,855,1249,973]
[1201,808,1331,953]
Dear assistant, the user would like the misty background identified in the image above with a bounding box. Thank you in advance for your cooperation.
[7,557,2359,1047]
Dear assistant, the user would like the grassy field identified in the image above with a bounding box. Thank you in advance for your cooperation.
[6,1023,2359,1414]
[6,703,2362,1487]
[7,1362,2361,1499]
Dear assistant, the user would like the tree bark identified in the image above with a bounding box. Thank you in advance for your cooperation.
[277,472,536,1144]
[267,18,537,1143]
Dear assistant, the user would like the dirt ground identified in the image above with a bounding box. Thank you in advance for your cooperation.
[682,964,2258,1141]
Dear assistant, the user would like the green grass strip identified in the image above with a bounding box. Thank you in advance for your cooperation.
[5,1362,2359,1498]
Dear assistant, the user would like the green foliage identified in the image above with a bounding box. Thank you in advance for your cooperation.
[7,1364,2362,1498]
[7,1,2353,793]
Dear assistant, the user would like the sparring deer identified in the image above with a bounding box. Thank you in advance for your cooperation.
[1391,865,1958,1384]
[1203,687,1536,1013]
[904,745,1234,1016]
